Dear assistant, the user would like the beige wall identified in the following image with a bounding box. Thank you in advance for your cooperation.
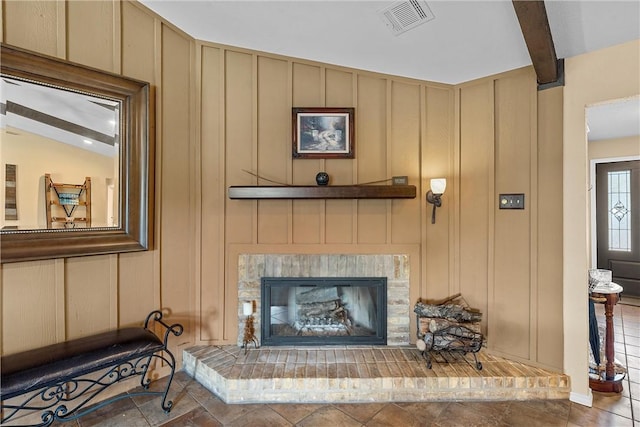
[1,0,565,389]
[1,130,115,228]
[564,39,640,404]
[589,135,640,161]
[455,70,564,367]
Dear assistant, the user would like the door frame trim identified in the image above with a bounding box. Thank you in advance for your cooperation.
[589,155,640,269]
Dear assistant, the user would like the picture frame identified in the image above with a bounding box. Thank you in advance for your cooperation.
[292,107,354,159]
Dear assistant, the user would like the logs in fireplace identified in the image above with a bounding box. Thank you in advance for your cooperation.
[261,277,387,346]
[293,286,351,335]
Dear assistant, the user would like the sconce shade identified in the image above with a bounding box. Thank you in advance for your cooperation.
[430,178,446,195]
[243,301,253,316]
[427,178,446,224]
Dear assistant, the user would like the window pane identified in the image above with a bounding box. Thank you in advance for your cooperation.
[608,170,632,252]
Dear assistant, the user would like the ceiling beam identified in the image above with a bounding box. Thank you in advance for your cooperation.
[4,101,115,146]
[512,0,560,86]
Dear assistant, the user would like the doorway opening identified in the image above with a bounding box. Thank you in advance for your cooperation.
[591,159,640,299]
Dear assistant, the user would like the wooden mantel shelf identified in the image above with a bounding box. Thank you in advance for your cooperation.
[228,185,416,200]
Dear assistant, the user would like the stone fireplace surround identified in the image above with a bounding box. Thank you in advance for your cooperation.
[236,254,410,347]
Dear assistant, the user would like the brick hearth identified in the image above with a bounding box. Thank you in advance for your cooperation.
[183,346,570,404]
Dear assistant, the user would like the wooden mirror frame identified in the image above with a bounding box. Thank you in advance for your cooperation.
[0,43,154,263]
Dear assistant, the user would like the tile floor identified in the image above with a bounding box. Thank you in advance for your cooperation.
[44,303,640,426]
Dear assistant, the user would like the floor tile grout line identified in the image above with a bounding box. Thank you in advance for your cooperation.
[622,304,636,423]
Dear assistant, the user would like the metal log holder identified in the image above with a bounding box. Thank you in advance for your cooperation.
[414,295,484,371]
[1,311,183,426]
[416,317,483,370]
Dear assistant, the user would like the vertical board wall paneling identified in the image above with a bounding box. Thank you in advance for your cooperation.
[356,75,388,244]
[325,69,355,244]
[491,72,534,359]
[3,0,59,56]
[225,50,256,245]
[64,0,118,338]
[1,0,60,355]
[459,81,493,330]
[1,261,59,353]
[159,24,194,354]
[423,86,454,299]
[536,86,564,368]
[65,255,115,339]
[291,63,323,244]
[121,1,156,83]
[118,1,158,328]
[292,63,323,106]
[2,0,561,371]
[257,56,290,244]
[389,81,421,245]
[66,0,116,71]
[200,45,225,341]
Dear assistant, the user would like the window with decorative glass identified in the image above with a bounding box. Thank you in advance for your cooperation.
[608,170,632,251]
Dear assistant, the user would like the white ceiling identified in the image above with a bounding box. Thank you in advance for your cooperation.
[587,96,640,142]
[1,77,120,157]
[139,0,640,141]
[139,0,640,85]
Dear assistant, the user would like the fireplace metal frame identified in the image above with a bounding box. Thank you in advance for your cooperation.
[261,277,387,346]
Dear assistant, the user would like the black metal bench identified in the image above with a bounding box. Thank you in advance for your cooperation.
[1,310,183,426]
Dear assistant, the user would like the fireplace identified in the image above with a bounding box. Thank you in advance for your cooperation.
[261,277,387,346]
[237,254,410,347]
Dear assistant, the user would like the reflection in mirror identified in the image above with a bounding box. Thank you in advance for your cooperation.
[1,77,121,229]
[0,43,153,263]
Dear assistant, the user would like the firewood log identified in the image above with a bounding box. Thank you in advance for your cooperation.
[298,300,338,316]
[414,301,482,322]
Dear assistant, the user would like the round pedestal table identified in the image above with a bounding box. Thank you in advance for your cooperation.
[589,282,625,393]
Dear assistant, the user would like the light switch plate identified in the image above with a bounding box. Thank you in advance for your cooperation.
[499,194,525,209]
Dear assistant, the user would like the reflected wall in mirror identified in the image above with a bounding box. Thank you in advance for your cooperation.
[2,76,120,230]
[0,43,154,263]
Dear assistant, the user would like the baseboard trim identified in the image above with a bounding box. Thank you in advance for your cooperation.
[620,295,640,307]
[570,391,593,407]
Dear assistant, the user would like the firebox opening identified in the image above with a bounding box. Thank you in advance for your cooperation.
[261,277,387,346]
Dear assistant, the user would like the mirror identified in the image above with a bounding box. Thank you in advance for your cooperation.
[0,43,153,262]
[2,76,121,229]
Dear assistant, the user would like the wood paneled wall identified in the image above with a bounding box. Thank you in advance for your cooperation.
[1,0,564,378]
[198,42,451,342]
[0,1,194,365]
[456,70,563,367]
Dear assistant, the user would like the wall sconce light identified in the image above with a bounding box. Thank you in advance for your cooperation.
[426,178,446,224]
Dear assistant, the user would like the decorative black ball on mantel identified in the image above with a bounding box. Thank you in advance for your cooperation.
[315,172,330,186]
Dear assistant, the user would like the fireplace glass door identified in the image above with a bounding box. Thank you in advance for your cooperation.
[261,277,387,346]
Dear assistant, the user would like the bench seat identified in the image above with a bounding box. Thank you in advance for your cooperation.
[1,328,164,400]
[0,311,182,427]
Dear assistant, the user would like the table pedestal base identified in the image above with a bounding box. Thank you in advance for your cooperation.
[589,374,624,393]
[589,287,624,394]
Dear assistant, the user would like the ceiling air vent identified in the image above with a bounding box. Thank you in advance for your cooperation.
[378,0,435,36]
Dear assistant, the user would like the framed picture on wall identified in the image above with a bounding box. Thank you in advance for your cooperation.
[292,107,355,159]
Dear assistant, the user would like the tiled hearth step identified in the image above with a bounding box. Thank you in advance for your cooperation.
[182,345,569,404]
